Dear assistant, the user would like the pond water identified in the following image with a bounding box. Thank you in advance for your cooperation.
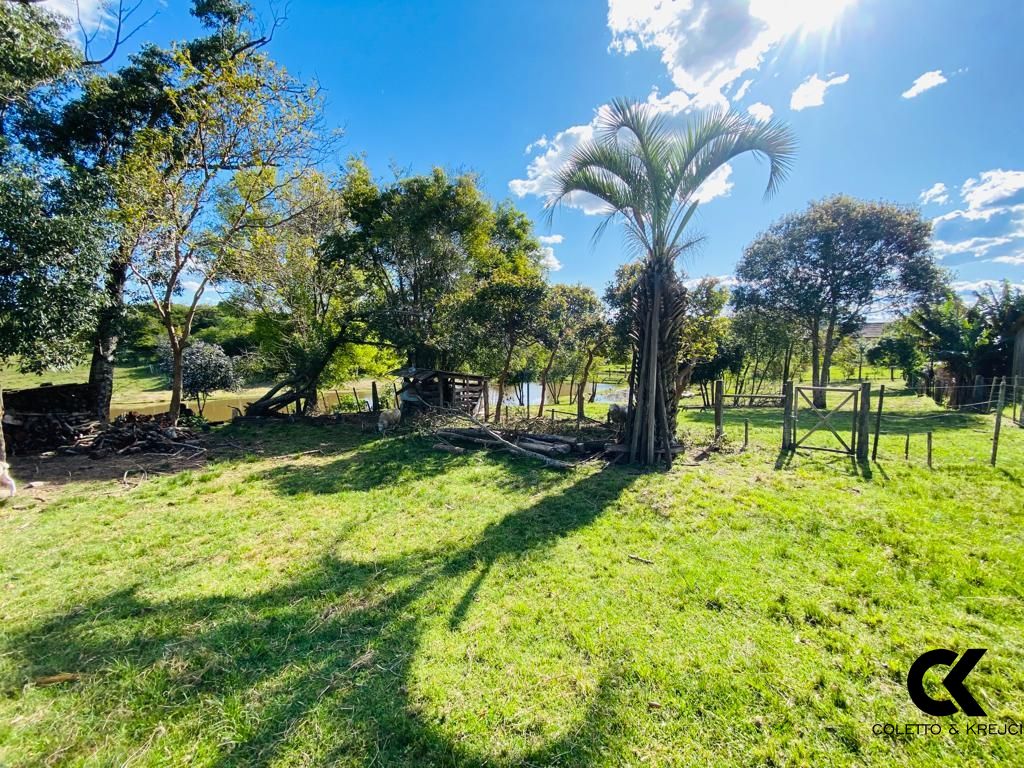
[109,380,628,421]
[494,381,625,406]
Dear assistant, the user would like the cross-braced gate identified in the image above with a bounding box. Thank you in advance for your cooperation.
[790,385,860,454]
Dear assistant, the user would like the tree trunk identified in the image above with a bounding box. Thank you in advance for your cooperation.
[537,349,556,417]
[624,263,685,465]
[576,350,596,421]
[88,256,130,422]
[782,342,793,384]
[810,320,824,408]
[494,346,514,423]
[169,345,184,421]
[818,320,837,408]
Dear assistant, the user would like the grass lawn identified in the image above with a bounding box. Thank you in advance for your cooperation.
[1,385,1022,766]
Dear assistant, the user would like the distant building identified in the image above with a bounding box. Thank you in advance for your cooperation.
[857,322,888,341]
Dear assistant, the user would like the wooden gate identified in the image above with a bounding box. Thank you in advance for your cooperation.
[790,385,860,455]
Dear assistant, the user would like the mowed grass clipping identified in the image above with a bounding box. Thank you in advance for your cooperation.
[1,386,1022,766]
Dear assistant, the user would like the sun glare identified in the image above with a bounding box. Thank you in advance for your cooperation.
[751,0,855,36]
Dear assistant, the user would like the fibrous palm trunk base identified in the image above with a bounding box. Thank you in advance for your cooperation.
[624,263,688,467]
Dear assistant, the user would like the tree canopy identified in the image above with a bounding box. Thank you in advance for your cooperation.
[733,195,941,404]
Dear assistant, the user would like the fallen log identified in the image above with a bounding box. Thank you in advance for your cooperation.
[517,438,571,455]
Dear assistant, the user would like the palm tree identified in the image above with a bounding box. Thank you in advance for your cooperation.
[548,98,796,465]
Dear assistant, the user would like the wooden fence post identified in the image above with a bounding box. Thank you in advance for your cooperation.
[857,382,871,460]
[482,380,489,422]
[904,431,910,460]
[714,379,724,439]
[371,381,380,412]
[927,431,933,468]
[782,380,794,450]
[352,387,360,411]
[871,384,885,461]
[991,376,1006,467]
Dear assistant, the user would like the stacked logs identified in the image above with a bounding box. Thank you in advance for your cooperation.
[2,413,99,455]
[2,412,202,458]
[72,413,203,459]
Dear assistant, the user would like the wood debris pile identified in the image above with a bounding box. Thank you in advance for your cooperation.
[419,408,617,468]
[2,413,99,455]
[71,413,204,459]
[2,412,204,459]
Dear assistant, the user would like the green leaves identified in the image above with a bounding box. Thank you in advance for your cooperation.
[0,159,109,371]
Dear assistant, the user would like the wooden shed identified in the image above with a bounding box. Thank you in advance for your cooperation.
[391,368,488,416]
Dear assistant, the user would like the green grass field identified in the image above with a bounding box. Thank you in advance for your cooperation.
[1,385,1022,766]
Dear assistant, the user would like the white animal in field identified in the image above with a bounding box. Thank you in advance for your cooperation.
[0,461,15,498]
[377,407,402,433]
[607,403,627,425]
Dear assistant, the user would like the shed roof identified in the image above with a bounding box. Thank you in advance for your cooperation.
[388,367,487,382]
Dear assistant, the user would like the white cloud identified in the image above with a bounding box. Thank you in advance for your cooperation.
[524,136,548,154]
[992,253,1024,266]
[607,0,853,112]
[747,102,774,121]
[951,279,1024,294]
[509,119,610,215]
[901,70,947,99]
[920,182,949,206]
[961,169,1024,211]
[539,247,563,272]
[693,163,734,204]
[733,79,753,101]
[932,235,1012,259]
[513,0,853,212]
[684,274,738,289]
[932,170,1024,224]
[790,73,850,111]
[537,234,564,245]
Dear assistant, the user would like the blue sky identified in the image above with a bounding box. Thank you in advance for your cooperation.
[52,0,1024,300]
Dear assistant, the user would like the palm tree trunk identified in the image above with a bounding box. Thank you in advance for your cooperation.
[644,278,661,463]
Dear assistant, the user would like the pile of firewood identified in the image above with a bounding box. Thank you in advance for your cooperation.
[2,412,204,459]
[70,413,203,459]
[416,405,618,469]
[435,426,609,459]
[2,413,100,455]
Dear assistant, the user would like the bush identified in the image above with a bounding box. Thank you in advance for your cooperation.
[157,339,239,415]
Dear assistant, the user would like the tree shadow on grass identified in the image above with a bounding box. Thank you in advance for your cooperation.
[259,433,570,497]
[3,464,639,767]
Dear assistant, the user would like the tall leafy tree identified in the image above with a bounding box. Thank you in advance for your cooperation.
[330,161,494,370]
[122,37,325,420]
[733,195,941,406]
[549,99,795,465]
[0,160,109,370]
[29,0,285,419]
[0,2,109,372]
[461,270,547,423]
[225,171,364,415]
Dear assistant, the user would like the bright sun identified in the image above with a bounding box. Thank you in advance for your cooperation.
[751,0,855,36]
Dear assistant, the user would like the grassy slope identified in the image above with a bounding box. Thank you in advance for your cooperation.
[0,386,1022,767]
